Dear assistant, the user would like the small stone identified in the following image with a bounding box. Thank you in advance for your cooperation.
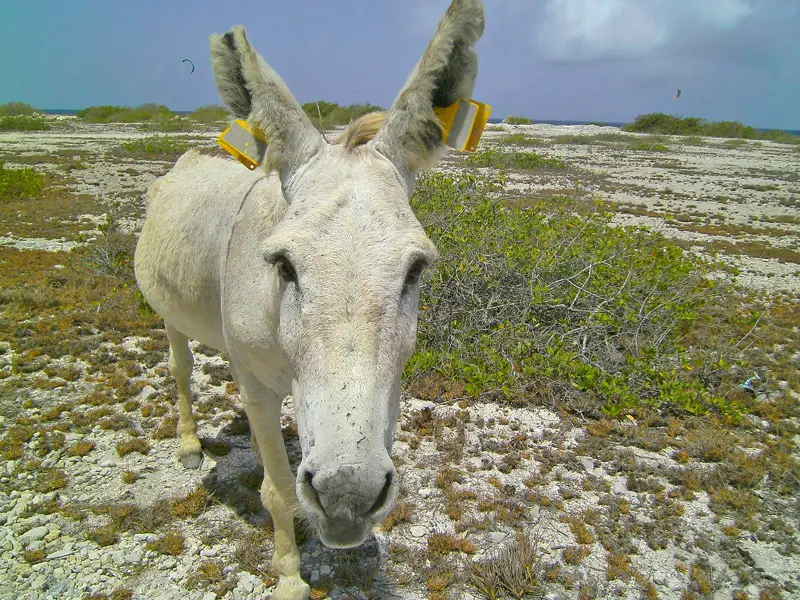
[419,488,433,498]
[487,531,508,544]
[319,565,331,577]
[200,547,217,558]
[44,527,61,543]
[202,593,217,600]
[579,456,595,472]
[612,479,627,495]
[20,526,49,545]
[238,577,254,594]
[310,570,320,584]
[32,574,47,590]
[410,526,427,538]
[222,565,237,575]
[125,550,143,564]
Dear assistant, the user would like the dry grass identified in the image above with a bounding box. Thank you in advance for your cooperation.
[146,531,185,556]
[67,439,96,457]
[116,436,151,457]
[171,486,210,518]
[427,532,477,557]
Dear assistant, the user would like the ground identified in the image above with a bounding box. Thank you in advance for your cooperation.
[0,117,798,600]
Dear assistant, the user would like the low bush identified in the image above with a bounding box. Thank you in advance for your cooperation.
[0,102,41,116]
[466,149,565,170]
[0,162,47,200]
[117,135,189,156]
[0,115,50,131]
[301,101,383,130]
[77,103,175,123]
[406,172,752,418]
[503,115,533,125]
[624,113,799,145]
[188,105,229,123]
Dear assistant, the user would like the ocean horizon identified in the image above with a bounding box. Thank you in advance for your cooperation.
[40,109,799,137]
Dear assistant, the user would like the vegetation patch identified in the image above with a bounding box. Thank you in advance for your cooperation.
[406,172,761,419]
[0,115,50,131]
[301,101,383,130]
[503,115,533,125]
[116,135,189,157]
[466,149,566,170]
[624,113,800,145]
[188,105,230,123]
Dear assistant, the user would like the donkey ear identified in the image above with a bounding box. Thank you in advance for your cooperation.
[372,0,484,173]
[210,27,323,181]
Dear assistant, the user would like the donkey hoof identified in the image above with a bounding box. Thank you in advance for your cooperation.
[180,452,203,469]
[271,576,310,600]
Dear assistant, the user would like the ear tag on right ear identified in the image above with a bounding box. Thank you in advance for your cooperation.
[217,119,267,170]
[435,99,492,152]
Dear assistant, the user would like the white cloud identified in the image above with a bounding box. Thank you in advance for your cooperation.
[690,0,754,30]
[536,0,754,61]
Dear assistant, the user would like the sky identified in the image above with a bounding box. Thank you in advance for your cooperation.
[2,0,798,130]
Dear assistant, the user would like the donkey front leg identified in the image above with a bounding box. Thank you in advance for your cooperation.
[237,371,309,600]
[165,324,203,469]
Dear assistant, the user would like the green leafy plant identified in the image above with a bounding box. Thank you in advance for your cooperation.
[503,115,533,125]
[0,162,46,200]
[406,172,748,418]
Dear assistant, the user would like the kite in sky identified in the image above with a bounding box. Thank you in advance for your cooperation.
[673,88,681,100]
[182,58,195,74]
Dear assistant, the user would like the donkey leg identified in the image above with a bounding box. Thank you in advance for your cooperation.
[237,371,309,600]
[165,324,203,469]
[229,361,263,467]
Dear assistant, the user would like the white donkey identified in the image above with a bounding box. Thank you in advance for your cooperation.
[134,1,483,597]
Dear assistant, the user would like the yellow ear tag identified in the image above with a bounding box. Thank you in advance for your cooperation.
[217,119,267,170]
[434,99,492,152]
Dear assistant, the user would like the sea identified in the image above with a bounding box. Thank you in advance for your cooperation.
[41,110,799,137]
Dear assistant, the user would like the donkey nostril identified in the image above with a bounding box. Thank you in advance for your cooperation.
[367,472,393,516]
[301,469,326,516]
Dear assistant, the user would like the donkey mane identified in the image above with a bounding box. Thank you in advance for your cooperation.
[199,111,389,161]
[334,111,386,149]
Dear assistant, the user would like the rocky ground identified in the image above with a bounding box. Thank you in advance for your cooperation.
[0,118,798,599]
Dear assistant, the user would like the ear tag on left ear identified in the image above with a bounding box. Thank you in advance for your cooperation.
[217,119,267,170]
[435,99,492,152]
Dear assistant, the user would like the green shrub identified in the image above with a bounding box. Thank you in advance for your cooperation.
[0,115,50,131]
[466,149,565,170]
[406,172,742,417]
[117,135,189,156]
[630,139,669,152]
[188,105,229,123]
[503,116,533,125]
[0,163,46,200]
[301,101,383,129]
[0,102,41,117]
[625,113,799,145]
[78,104,176,123]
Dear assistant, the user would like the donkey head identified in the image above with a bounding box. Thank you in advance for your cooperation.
[210,0,484,548]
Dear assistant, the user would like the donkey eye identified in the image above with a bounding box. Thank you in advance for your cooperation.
[275,256,298,284]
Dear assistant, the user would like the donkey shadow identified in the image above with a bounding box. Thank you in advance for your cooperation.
[199,416,400,599]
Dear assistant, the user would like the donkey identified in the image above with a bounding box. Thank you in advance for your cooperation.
[134,1,484,597]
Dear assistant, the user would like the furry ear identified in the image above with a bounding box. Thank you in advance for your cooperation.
[372,0,484,173]
[209,26,323,182]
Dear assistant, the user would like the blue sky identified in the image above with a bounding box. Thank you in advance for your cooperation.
[2,0,798,130]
